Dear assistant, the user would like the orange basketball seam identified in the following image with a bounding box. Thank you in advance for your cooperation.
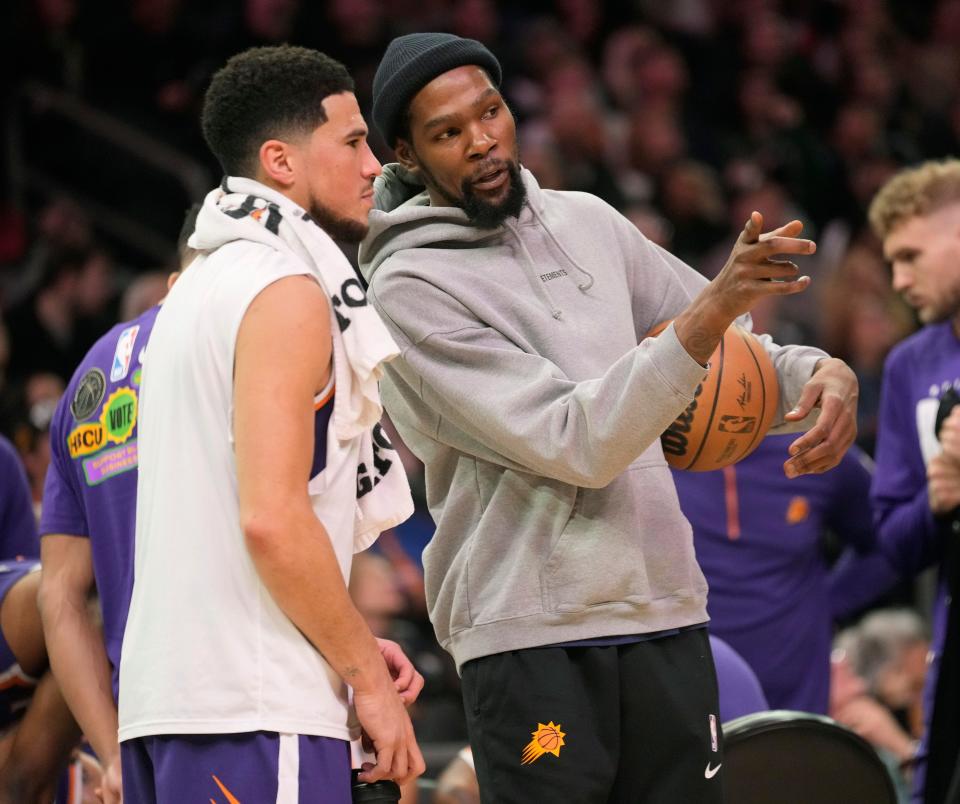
[737,326,771,461]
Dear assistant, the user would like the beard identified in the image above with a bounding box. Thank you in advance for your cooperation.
[308,198,369,244]
[423,157,527,229]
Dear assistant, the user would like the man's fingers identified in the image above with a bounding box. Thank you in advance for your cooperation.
[747,259,801,280]
[405,742,427,784]
[759,219,804,239]
[395,733,426,785]
[359,743,394,783]
[743,276,810,298]
[739,210,764,245]
[785,383,825,424]
[784,444,837,476]
[784,414,856,477]
[399,671,425,705]
[754,236,816,257]
[790,395,845,448]
[391,660,413,690]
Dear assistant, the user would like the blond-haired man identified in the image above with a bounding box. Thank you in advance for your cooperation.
[870,158,960,804]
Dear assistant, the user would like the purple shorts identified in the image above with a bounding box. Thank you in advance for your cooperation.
[121,731,351,803]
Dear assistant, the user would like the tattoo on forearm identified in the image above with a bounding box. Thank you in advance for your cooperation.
[685,326,716,363]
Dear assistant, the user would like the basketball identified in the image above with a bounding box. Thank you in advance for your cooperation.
[648,321,779,471]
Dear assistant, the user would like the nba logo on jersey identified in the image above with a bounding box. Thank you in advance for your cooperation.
[709,714,718,752]
[111,325,140,382]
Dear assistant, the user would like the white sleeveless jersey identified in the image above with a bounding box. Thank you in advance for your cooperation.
[119,240,361,742]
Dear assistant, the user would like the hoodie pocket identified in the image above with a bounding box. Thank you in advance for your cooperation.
[540,458,692,613]
[462,468,579,628]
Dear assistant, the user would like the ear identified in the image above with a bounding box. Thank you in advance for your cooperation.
[394,139,419,174]
[258,139,297,188]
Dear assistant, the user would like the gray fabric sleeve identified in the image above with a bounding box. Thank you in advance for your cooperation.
[372,282,707,488]
[627,233,828,429]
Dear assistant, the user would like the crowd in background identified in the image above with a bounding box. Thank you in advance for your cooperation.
[2,0,960,789]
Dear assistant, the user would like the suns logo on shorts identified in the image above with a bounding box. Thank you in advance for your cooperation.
[210,774,241,804]
[521,721,566,765]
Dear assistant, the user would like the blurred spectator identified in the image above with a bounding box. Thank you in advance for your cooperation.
[657,159,727,266]
[16,0,84,93]
[5,247,87,383]
[10,371,64,517]
[841,609,929,738]
[832,610,929,801]
[119,271,169,323]
[2,197,93,312]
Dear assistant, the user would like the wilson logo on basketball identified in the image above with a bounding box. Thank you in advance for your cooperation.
[661,383,704,458]
[647,320,779,471]
[521,721,566,765]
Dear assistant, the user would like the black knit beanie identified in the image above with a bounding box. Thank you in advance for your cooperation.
[372,32,502,146]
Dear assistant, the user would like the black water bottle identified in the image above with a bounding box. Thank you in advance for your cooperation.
[350,769,401,803]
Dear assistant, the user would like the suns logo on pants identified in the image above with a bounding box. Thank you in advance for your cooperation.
[521,721,566,765]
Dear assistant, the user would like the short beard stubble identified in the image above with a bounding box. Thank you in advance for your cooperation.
[421,158,527,229]
[308,198,369,244]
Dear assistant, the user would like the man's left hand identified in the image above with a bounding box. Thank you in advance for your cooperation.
[782,357,859,477]
[376,638,424,707]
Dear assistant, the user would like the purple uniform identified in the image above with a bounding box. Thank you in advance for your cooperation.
[38,306,160,699]
[872,321,960,803]
[0,438,41,730]
[0,560,40,732]
[0,435,39,559]
[672,433,892,714]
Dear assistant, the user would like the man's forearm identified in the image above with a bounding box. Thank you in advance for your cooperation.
[40,594,119,763]
[245,509,392,695]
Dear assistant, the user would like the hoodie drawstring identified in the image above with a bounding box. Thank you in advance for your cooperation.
[505,220,564,319]
[528,204,596,292]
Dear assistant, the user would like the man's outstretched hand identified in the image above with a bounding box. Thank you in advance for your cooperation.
[783,357,859,477]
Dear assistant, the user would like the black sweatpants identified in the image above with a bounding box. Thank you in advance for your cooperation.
[460,628,724,803]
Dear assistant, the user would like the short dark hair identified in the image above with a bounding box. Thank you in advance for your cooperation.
[177,203,201,266]
[201,45,354,177]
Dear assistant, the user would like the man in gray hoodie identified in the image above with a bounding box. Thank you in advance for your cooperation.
[359,33,859,803]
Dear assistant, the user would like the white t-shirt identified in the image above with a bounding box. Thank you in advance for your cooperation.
[119,240,361,741]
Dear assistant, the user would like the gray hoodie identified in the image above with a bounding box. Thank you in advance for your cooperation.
[359,165,827,669]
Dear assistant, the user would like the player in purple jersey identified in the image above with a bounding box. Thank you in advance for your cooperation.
[35,208,198,804]
[38,301,161,803]
[0,435,40,559]
[869,159,960,804]
[673,433,900,714]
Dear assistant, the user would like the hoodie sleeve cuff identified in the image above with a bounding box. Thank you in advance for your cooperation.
[648,322,710,398]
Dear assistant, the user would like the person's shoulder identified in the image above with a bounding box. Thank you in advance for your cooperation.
[884,323,952,372]
[70,319,136,383]
[202,239,295,273]
[0,434,21,470]
[540,187,619,218]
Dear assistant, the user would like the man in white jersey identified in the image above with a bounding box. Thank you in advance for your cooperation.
[118,46,424,802]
